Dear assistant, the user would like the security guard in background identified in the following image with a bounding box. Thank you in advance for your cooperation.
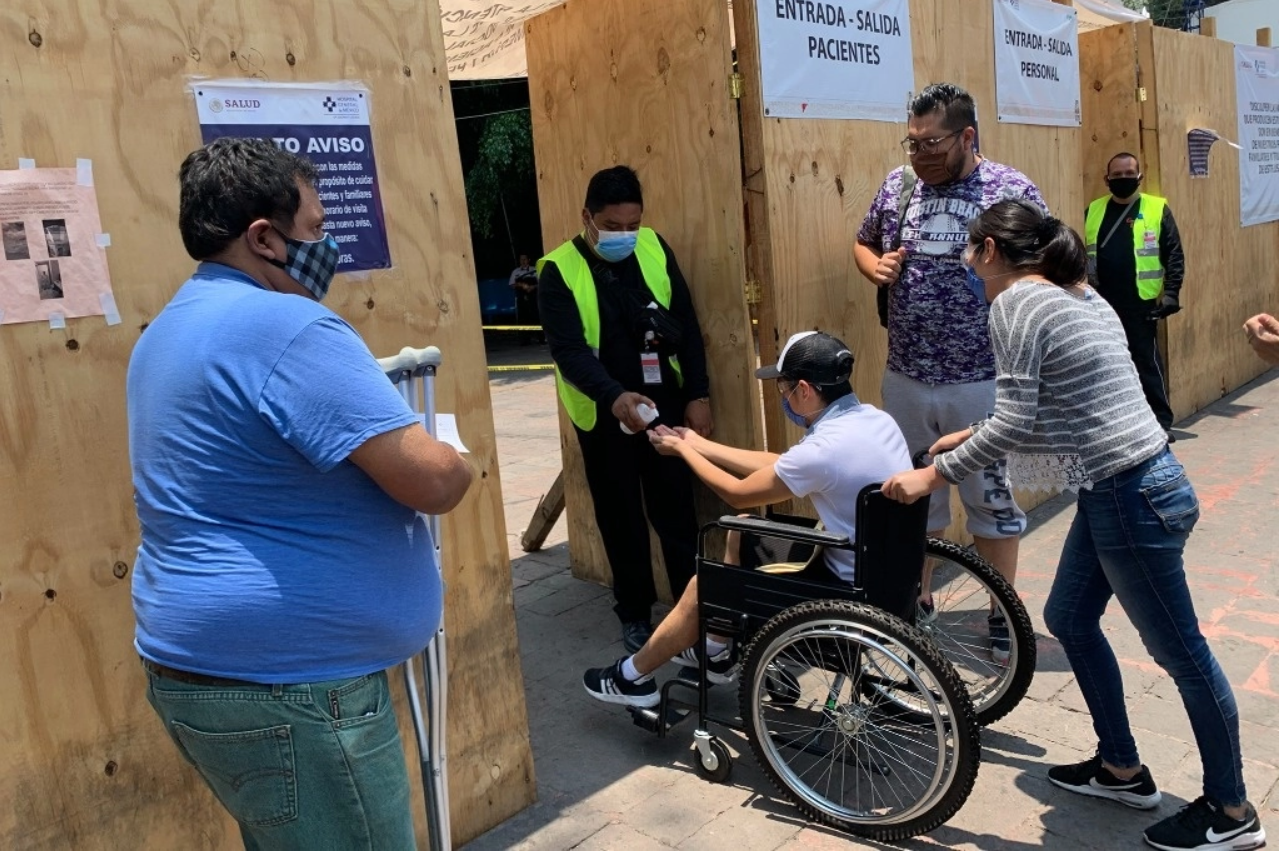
[1086,152,1185,438]
[538,165,713,654]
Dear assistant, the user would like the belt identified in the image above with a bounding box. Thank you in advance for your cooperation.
[141,659,265,688]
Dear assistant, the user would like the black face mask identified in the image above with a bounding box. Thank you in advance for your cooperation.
[1107,177,1141,199]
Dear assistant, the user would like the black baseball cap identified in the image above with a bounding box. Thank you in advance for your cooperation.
[756,331,854,385]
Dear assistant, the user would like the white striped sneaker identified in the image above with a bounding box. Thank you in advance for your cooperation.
[582,659,658,708]
[672,645,737,685]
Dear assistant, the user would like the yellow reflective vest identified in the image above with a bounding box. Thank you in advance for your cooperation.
[537,228,682,431]
[1084,194,1167,300]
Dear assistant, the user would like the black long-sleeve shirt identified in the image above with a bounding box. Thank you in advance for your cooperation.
[538,234,710,415]
[1089,197,1185,314]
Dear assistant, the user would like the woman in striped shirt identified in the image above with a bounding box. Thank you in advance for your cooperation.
[884,200,1263,851]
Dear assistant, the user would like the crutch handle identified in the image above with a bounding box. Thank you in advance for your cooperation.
[378,345,443,377]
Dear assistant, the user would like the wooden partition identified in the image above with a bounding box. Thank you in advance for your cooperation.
[735,0,1084,532]
[0,2,532,848]
[525,0,759,592]
[1080,21,1276,422]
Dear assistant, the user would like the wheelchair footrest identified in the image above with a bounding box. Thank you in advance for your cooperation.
[629,703,691,733]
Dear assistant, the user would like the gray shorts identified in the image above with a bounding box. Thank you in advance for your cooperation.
[881,370,1026,539]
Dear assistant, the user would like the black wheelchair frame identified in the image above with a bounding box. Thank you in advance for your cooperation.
[629,484,987,839]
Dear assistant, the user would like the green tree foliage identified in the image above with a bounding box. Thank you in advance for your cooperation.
[464,109,534,241]
[1121,0,1232,31]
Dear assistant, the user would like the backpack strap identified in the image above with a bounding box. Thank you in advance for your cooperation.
[890,166,917,252]
[878,167,917,329]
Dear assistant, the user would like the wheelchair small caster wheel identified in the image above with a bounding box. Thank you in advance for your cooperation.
[693,736,732,783]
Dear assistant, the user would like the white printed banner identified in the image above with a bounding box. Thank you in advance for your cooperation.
[756,0,915,122]
[1236,45,1279,227]
[992,0,1081,127]
[441,1,565,79]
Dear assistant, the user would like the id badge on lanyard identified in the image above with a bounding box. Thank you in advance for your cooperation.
[640,352,662,385]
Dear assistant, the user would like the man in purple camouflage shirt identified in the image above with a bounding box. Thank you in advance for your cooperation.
[854,82,1047,664]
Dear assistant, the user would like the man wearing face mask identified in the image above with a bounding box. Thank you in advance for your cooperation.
[537,165,712,654]
[854,82,1047,664]
[126,138,473,849]
[1085,152,1185,438]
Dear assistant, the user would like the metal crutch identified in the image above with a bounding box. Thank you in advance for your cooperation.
[377,345,451,851]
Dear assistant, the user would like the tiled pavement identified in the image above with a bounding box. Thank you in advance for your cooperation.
[467,359,1278,851]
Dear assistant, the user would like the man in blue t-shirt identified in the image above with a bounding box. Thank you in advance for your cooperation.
[127,137,473,849]
[854,82,1046,664]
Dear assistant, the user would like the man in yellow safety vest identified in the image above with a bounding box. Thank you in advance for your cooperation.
[1085,152,1186,438]
[538,165,713,654]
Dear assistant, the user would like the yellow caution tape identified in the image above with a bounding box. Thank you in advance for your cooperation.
[487,364,556,372]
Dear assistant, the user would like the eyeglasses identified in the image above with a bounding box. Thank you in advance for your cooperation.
[900,130,962,157]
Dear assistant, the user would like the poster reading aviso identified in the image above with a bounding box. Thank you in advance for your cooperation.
[194,80,392,273]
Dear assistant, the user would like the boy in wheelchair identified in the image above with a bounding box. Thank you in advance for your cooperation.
[584,331,913,708]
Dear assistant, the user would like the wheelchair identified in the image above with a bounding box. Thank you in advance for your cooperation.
[627,484,1025,839]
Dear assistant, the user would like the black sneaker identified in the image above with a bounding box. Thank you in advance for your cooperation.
[1048,753,1162,809]
[582,659,658,708]
[671,644,737,685]
[988,613,1011,666]
[622,620,653,654]
[1144,797,1266,851]
[918,598,937,626]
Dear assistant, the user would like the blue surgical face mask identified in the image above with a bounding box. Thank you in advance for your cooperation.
[782,396,808,427]
[588,219,639,262]
[962,244,989,306]
[271,231,340,301]
[965,265,988,306]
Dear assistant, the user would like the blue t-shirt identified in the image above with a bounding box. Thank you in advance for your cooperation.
[127,263,435,683]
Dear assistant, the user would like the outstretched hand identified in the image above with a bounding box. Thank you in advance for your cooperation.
[1244,313,1279,365]
[647,426,689,457]
[929,428,974,457]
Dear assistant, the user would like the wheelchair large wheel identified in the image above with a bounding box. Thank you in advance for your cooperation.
[739,600,980,840]
[915,538,1036,726]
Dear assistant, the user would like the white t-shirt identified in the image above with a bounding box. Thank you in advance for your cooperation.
[773,394,912,583]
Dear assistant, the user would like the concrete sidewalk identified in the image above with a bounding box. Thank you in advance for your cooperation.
[467,368,1279,851]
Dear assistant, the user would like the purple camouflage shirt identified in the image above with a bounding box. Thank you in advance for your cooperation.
[857,159,1048,385]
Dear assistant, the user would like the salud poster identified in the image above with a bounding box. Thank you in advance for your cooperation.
[0,167,115,325]
[756,0,914,122]
[992,0,1081,127]
[194,80,392,273]
[1235,45,1279,227]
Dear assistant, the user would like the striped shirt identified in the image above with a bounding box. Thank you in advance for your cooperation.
[934,280,1167,491]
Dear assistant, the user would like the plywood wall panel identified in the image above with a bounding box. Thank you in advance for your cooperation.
[0,2,532,847]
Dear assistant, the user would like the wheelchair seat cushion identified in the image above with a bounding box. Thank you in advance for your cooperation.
[740,518,841,585]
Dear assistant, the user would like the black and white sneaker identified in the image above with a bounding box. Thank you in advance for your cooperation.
[622,621,653,654]
[1144,797,1266,851]
[1048,753,1162,809]
[918,598,938,626]
[671,644,738,685]
[583,659,659,708]
[988,613,1011,666]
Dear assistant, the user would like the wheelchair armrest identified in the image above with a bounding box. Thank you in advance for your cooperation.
[713,515,852,550]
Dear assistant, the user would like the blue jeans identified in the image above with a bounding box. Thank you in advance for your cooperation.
[1043,448,1246,806]
[145,666,417,850]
